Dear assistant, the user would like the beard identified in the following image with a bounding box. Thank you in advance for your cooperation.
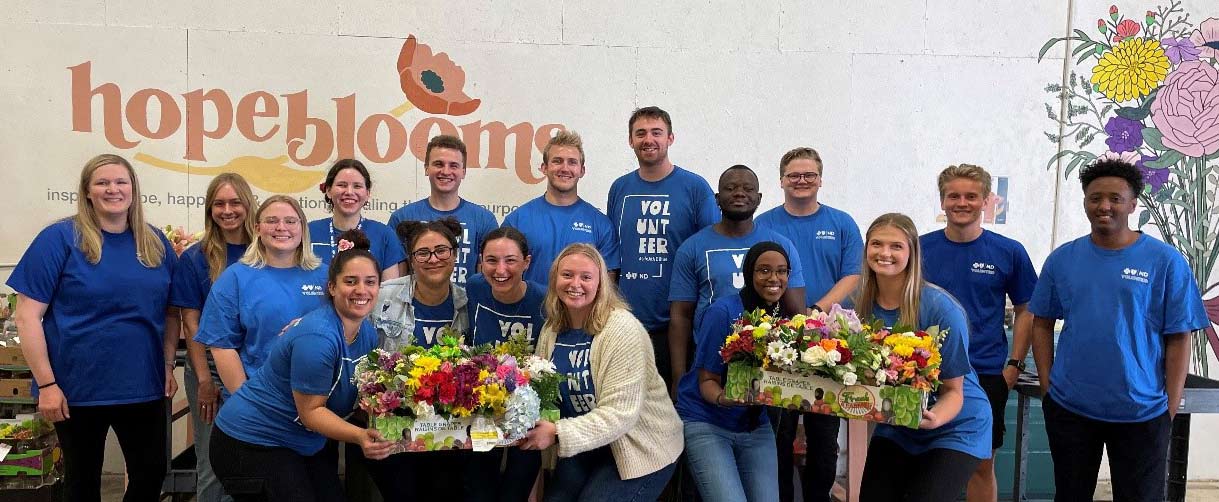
[721,206,757,222]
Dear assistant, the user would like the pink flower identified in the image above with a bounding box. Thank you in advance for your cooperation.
[1098,150,1141,164]
[337,238,354,252]
[1113,19,1141,42]
[1189,18,1219,60]
[1150,60,1219,157]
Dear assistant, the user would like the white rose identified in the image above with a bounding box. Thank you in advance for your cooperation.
[826,349,841,364]
[802,346,828,366]
[842,372,858,386]
[759,322,772,331]
[875,370,887,385]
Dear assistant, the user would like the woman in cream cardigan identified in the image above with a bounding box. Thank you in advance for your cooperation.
[518,243,683,501]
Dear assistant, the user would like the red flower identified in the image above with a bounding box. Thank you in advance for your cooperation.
[1098,19,1107,34]
[835,346,853,365]
[1114,19,1141,41]
[1109,5,1119,21]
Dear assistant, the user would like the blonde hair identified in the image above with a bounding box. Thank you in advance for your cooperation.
[936,164,992,199]
[542,130,585,166]
[779,147,823,175]
[201,173,258,282]
[854,213,923,328]
[240,195,320,270]
[542,243,629,336]
[73,154,165,267]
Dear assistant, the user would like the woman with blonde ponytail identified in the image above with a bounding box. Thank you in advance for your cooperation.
[169,172,257,502]
[8,154,179,501]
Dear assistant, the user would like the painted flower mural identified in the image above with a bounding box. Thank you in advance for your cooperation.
[1040,1,1219,375]
[397,35,481,116]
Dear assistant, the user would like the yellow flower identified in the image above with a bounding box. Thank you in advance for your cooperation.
[1091,38,1170,102]
[452,406,472,417]
[893,345,915,358]
[752,327,767,338]
[415,356,441,373]
[477,369,490,382]
[725,333,740,345]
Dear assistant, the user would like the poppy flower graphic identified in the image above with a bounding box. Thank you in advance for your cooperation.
[397,35,481,116]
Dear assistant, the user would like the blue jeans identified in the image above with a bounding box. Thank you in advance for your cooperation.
[185,360,232,502]
[683,419,779,502]
[544,447,676,502]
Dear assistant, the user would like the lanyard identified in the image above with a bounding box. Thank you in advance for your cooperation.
[329,216,365,256]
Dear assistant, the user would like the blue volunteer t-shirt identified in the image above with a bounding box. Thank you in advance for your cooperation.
[1028,234,1208,422]
[669,226,805,331]
[503,196,621,285]
[308,217,405,272]
[756,204,863,309]
[170,242,247,311]
[195,263,327,387]
[215,306,378,455]
[869,284,993,460]
[411,295,457,348]
[388,199,499,286]
[464,274,546,346]
[608,167,719,330]
[553,328,597,418]
[7,220,177,406]
[920,229,1038,375]
[676,295,770,432]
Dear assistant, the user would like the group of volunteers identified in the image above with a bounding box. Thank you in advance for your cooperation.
[6,105,1207,502]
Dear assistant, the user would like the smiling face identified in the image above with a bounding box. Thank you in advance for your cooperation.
[329,256,380,323]
[256,202,304,256]
[87,163,133,222]
[326,168,370,217]
[210,183,248,234]
[410,230,456,288]
[629,116,674,167]
[780,158,822,202]
[752,250,789,304]
[542,145,585,195]
[480,237,531,297]
[426,147,466,196]
[940,177,986,229]
[866,225,911,280]
[554,252,599,319]
[1084,176,1137,236]
[716,168,761,221]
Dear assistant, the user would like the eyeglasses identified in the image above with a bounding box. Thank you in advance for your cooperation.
[412,246,454,263]
[260,217,301,226]
[784,172,821,182]
[754,267,790,278]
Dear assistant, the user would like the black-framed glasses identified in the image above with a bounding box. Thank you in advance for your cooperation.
[411,246,454,263]
[784,172,821,182]
[754,267,790,279]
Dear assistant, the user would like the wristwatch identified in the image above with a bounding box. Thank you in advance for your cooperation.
[1006,358,1026,371]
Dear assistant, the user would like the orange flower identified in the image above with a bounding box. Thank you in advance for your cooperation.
[397,35,481,116]
[819,339,838,352]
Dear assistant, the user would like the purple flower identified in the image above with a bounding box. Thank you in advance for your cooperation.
[1137,155,1169,194]
[1104,116,1144,152]
[1161,37,1201,65]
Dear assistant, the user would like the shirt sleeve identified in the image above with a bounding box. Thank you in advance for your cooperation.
[777,235,806,289]
[596,213,621,271]
[1028,254,1062,320]
[1161,253,1209,335]
[6,223,72,304]
[695,181,720,229]
[378,224,407,270]
[195,269,244,348]
[290,332,341,396]
[692,302,730,375]
[169,248,203,310]
[839,215,864,278]
[668,241,698,302]
[1007,243,1038,306]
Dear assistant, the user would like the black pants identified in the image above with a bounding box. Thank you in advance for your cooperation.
[53,398,167,502]
[770,409,840,502]
[1043,395,1170,502]
[209,425,343,502]
[365,449,469,500]
[858,436,982,502]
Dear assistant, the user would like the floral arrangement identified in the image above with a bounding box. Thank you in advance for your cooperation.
[161,225,203,256]
[720,305,946,392]
[1038,2,1219,375]
[354,329,561,450]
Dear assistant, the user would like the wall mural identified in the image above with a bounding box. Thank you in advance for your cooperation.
[1039,1,1219,375]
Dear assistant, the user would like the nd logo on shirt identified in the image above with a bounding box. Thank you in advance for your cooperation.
[706,248,750,302]
[970,262,996,275]
[620,195,672,280]
[815,229,836,240]
[1121,267,1150,284]
[300,284,325,296]
[571,221,593,234]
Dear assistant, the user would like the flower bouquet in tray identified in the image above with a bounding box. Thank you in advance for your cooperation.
[354,329,562,453]
[722,305,945,429]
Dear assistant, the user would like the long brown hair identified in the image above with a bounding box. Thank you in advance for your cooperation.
[201,173,257,282]
[73,154,165,267]
[854,213,924,328]
[542,243,629,336]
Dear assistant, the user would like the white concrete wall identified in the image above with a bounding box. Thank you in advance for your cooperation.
[1,0,1216,479]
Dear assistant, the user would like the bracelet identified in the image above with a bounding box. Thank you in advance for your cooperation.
[37,381,57,390]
